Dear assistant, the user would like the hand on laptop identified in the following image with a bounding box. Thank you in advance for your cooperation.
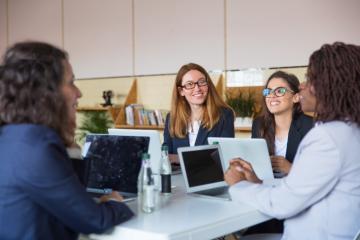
[225,158,262,186]
[271,155,292,175]
[98,191,124,203]
[169,154,179,164]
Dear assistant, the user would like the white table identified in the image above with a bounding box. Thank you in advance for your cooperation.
[90,175,271,240]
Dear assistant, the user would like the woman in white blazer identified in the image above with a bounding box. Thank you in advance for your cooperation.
[225,42,360,240]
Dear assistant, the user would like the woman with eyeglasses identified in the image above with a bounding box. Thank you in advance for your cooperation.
[163,63,235,163]
[225,42,360,239]
[253,71,313,179]
[243,71,313,235]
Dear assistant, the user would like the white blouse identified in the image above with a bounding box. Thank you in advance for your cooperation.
[229,121,360,240]
[188,120,201,146]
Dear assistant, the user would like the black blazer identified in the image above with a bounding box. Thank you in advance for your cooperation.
[163,108,235,154]
[251,113,313,162]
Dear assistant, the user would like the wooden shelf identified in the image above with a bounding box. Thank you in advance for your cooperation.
[115,125,250,132]
[78,76,251,133]
[115,124,165,130]
[77,105,122,122]
[235,127,251,132]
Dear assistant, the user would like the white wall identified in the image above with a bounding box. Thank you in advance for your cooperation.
[1,0,360,77]
[226,0,360,69]
[64,0,133,78]
[7,0,62,48]
[134,0,224,75]
[0,0,7,58]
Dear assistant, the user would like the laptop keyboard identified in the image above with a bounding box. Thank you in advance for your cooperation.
[197,187,229,196]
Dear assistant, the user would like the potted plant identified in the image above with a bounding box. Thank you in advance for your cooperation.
[76,111,113,144]
[226,91,256,127]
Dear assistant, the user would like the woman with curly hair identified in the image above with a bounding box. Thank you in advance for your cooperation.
[0,41,133,239]
[225,42,360,239]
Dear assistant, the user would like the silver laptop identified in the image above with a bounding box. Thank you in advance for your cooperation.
[84,134,150,201]
[208,137,274,180]
[177,145,231,201]
[108,128,161,174]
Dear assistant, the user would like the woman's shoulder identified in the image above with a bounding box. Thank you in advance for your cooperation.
[252,116,264,126]
[294,113,314,127]
[220,107,235,117]
[3,124,63,147]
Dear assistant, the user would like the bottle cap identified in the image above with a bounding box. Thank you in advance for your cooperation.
[142,152,150,160]
[161,145,168,151]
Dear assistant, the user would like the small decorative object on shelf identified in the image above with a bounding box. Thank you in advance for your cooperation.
[101,90,113,107]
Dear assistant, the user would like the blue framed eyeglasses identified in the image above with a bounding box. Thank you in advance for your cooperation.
[262,87,294,98]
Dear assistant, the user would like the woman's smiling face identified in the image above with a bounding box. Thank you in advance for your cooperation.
[265,77,299,116]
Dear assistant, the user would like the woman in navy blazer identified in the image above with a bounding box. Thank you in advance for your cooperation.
[252,71,313,177]
[0,42,133,240]
[246,71,313,235]
[163,63,235,162]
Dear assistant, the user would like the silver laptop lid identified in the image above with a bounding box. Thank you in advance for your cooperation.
[108,128,161,174]
[208,137,274,180]
[177,145,227,193]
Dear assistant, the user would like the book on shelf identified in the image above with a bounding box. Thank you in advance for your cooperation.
[125,104,168,127]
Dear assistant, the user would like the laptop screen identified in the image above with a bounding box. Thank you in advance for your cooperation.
[182,147,224,187]
[84,135,149,194]
[108,128,161,174]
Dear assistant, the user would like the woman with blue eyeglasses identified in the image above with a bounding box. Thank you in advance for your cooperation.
[163,63,235,163]
[244,71,313,235]
[253,71,313,178]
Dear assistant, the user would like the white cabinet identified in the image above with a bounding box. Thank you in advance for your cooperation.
[134,0,224,75]
[0,0,7,57]
[8,0,62,48]
[63,0,133,78]
[226,0,360,69]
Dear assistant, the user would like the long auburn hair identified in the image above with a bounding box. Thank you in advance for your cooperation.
[169,63,233,138]
[0,41,71,146]
[307,42,360,126]
[258,71,303,155]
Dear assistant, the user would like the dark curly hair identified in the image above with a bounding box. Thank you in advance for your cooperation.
[0,41,71,146]
[308,42,360,125]
[258,71,303,155]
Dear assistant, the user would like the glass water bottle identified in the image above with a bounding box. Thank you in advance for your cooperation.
[160,145,172,194]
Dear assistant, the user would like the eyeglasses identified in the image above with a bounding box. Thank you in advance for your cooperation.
[262,87,295,98]
[181,79,208,90]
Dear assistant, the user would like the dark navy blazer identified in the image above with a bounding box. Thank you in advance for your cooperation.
[163,108,235,154]
[246,113,313,235]
[251,113,313,162]
[0,124,134,240]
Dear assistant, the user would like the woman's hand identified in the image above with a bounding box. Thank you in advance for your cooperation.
[224,158,262,186]
[271,155,292,174]
[99,191,124,203]
[224,160,246,186]
[168,154,179,164]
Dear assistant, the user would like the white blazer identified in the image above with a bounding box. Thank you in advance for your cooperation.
[229,121,360,240]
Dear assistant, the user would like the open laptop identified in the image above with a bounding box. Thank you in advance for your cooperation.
[177,145,231,201]
[208,137,274,180]
[107,128,161,174]
[83,134,150,201]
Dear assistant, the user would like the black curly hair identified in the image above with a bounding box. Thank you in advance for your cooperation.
[308,42,360,126]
